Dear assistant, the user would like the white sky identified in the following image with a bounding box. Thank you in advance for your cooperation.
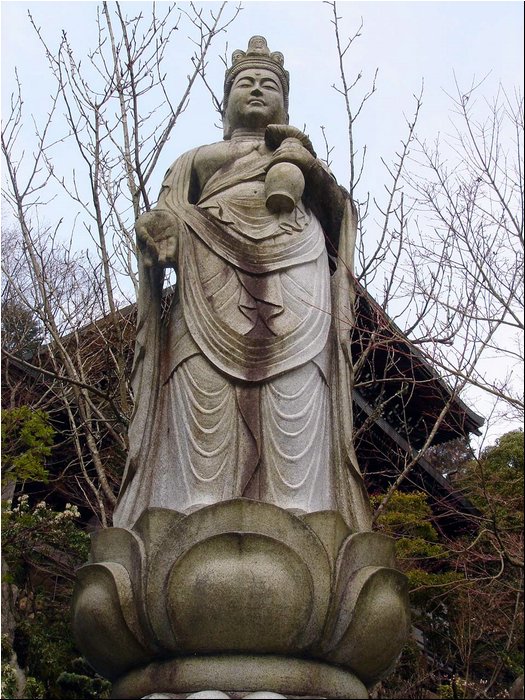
[2,1,523,192]
[1,0,524,446]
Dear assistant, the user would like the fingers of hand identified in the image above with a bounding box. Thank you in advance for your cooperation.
[136,210,175,238]
[136,227,175,265]
[271,145,313,170]
[157,234,177,266]
[142,251,155,268]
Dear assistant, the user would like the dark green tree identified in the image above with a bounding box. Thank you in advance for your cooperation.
[1,408,111,699]
[370,490,463,699]
[1,407,54,488]
[448,431,524,697]
[371,432,524,699]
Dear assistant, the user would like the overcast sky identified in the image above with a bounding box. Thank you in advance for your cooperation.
[1,1,524,444]
[2,1,523,192]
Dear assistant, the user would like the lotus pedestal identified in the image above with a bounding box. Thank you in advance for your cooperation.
[72,499,410,699]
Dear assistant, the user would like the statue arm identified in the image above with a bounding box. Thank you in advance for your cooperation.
[265,125,352,260]
[135,152,200,269]
[303,162,351,259]
[125,151,197,490]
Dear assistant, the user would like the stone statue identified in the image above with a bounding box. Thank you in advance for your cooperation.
[113,35,371,532]
[73,38,410,699]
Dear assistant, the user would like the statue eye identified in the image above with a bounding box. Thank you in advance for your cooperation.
[235,78,253,89]
[261,80,280,92]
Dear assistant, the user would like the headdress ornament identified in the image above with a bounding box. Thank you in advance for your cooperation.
[223,36,290,112]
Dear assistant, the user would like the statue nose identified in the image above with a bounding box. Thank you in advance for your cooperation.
[251,87,263,96]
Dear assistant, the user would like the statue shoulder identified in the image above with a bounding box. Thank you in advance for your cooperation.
[193,140,235,191]
[159,146,201,186]
[193,141,231,167]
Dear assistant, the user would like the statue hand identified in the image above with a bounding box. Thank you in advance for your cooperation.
[135,209,179,268]
[265,125,316,156]
[269,137,316,175]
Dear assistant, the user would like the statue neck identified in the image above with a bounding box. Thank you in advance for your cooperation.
[230,128,266,141]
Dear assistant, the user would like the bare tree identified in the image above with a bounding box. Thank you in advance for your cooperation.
[326,4,523,696]
[403,81,524,423]
[1,1,241,526]
[326,0,523,488]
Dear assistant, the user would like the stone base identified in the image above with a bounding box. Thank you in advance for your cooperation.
[110,655,368,699]
[73,502,409,697]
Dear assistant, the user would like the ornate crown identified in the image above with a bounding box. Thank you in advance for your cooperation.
[224,36,290,112]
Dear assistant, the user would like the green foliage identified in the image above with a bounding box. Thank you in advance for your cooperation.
[0,662,19,699]
[437,676,509,699]
[371,491,439,542]
[13,615,110,698]
[372,489,468,694]
[1,634,46,699]
[2,496,89,588]
[16,614,77,691]
[57,660,112,699]
[374,432,524,699]
[1,407,55,485]
[437,682,455,699]
[463,430,524,532]
[483,431,524,472]
[395,536,448,560]
[23,676,46,699]
[371,491,455,599]
[2,496,109,698]
[1,402,109,697]
[405,569,463,607]
[2,633,13,657]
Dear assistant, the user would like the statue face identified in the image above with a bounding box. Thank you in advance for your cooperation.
[226,68,286,131]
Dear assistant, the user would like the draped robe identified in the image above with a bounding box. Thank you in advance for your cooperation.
[113,142,372,532]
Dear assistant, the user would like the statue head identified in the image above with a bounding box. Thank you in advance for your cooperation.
[223,36,289,138]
